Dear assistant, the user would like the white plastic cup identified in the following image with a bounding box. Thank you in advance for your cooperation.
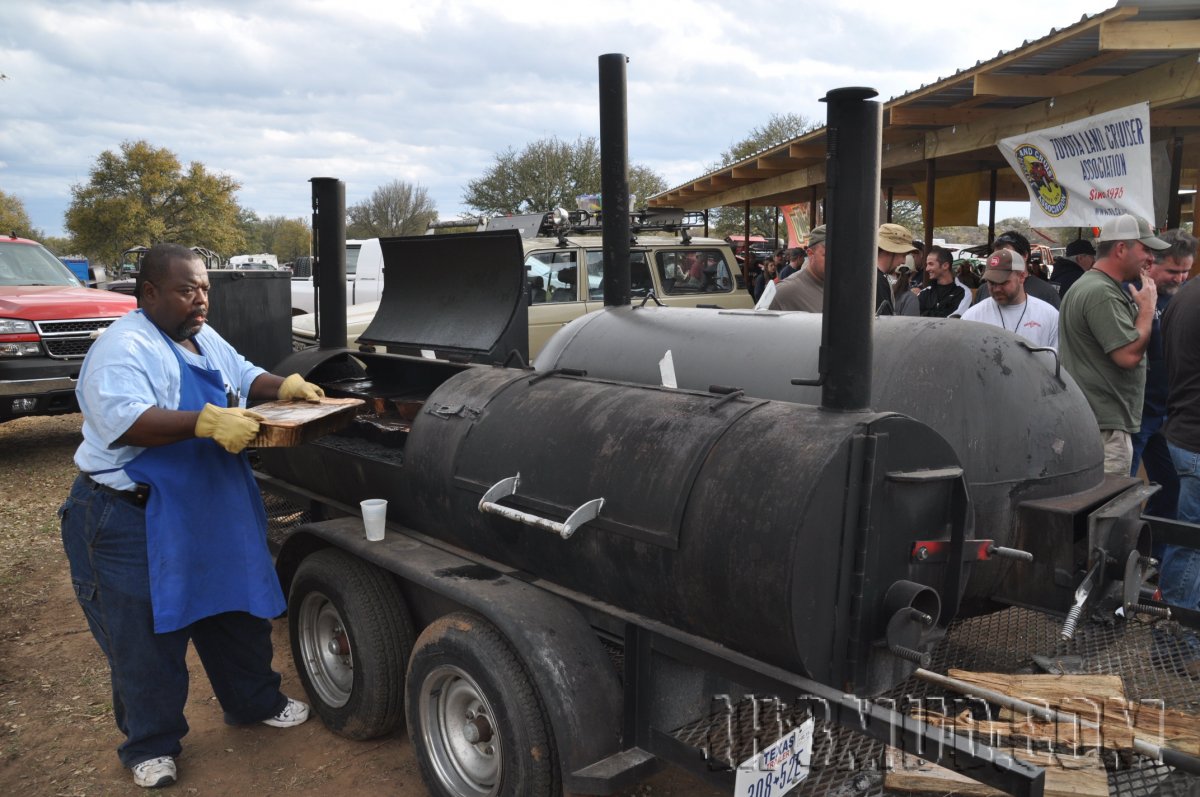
[360,499,387,541]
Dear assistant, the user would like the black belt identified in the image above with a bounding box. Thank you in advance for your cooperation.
[82,474,150,507]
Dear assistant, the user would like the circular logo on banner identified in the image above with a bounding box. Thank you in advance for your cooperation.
[1016,144,1068,217]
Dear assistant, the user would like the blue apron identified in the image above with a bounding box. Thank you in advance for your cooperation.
[121,321,285,633]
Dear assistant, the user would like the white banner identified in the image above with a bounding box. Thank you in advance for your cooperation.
[998,103,1154,227]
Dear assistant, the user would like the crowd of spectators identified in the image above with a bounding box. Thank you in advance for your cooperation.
[748,214,1200,669]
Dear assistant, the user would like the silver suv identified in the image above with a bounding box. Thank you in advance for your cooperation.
[292,213,753,358]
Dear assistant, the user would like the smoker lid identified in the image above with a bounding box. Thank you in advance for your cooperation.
[357,230,529,364]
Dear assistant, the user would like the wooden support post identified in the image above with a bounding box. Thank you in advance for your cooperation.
[1167,134,1184,229]
[988,168,998,249]
[809,187,817,229]
[887,186,894,223]
[924,159,936,251]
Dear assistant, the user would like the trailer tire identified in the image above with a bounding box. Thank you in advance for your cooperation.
[288,548,413,740]
[406,612,560,797]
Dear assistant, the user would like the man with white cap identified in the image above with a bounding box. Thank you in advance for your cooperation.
[876,223,919,315]
[961,249,1058,349]
[1059,214,1167,475]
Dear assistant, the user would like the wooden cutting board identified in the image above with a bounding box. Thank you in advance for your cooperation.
[250,397,364,447]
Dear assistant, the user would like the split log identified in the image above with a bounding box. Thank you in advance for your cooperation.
[944,670,1200,755]
[884,746,1107,797]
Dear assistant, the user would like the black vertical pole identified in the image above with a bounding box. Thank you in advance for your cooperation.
[599,54,631,308]
[886,186,894,223]
[820,87,881,413]
[311,177,347,350]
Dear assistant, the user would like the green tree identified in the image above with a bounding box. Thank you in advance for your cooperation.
[238,207,265,254]
[0,189,35,238]
[463,135,668,216]
[66,140,246,266]
[41,235,78,254]
[347,179,437,238]
[707,113,818,240]
[257,216,311,261]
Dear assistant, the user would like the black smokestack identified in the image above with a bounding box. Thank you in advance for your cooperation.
[311,177,347,350]
[599,53,631,308]
[820,87,881,412]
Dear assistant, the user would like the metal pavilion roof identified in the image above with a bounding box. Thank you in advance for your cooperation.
[649,1,1200,215]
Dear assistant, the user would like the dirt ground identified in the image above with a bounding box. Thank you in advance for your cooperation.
[0,414,720,796]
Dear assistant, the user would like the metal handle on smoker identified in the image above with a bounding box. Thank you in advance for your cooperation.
[478,474,604,540]
[1018,341,1061,381]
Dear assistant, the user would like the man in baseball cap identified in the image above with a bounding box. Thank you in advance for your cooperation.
[875,223,918,315]
[962,249,1059,348]
[1059,214,1166,475]
[1050,239,1096,299]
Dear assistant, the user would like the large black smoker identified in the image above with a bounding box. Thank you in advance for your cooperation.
[248,57,1200,797]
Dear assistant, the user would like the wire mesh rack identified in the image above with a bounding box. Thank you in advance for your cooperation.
[673,607,1200,796]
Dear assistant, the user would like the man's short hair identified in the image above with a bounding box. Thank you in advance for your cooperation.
[927,245,953,266]
[994,230,1031,259]
[1155,228,1199,264]
[138,243,200,295]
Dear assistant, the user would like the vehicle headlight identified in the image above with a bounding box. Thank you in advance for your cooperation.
[0,342,42,357]
[0,319,36,335]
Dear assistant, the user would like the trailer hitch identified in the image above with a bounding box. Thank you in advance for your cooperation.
[478,473,605,540]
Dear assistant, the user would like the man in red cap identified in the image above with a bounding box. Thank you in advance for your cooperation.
[961,249,1058,348]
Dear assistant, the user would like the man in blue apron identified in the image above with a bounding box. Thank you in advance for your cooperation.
[61,243,326,788]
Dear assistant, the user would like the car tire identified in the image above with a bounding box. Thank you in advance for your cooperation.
[288,548,414,739]
[406,612,559,797]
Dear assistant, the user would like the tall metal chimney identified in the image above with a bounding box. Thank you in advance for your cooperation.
[311,177,347,350]
[819,88,881,412]
[598,53,631,308]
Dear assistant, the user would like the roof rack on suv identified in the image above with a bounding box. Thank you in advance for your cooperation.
[428,208,706,246]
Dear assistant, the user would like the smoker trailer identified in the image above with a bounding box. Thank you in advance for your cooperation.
[249,59,1200,797]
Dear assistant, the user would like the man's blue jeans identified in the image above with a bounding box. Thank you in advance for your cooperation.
[1158,442,1200,610]
[1131,414,1179,520]
[60,475,286,768]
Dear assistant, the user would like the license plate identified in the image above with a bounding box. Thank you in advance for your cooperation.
[733,717,814,797]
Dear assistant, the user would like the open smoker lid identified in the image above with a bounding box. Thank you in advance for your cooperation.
[357,229,529,364]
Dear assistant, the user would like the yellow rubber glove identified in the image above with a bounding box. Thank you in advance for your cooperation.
[278,373,325,402]
[194,403,265,454]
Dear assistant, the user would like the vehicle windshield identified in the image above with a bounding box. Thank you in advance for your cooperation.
[346,244,361,277]
[0,241,82,287]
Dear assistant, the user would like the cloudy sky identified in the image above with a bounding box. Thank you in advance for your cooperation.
[2,0,1107,238]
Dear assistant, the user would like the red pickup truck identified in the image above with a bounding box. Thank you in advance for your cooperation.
[0,235,136,422]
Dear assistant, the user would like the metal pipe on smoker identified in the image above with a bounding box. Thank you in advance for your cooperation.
[819,87,881,412]
[598,53,631,308]
[916,668,1200,775]
[311,177,347,350]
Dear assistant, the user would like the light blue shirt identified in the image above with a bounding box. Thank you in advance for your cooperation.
[74,311,266,490]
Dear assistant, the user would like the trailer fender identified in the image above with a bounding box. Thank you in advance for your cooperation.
[275,518,623,790]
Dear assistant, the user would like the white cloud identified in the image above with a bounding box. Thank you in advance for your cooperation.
[1,0,1103,238]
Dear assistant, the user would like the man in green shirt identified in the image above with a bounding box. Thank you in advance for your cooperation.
[1059,214,1167,474]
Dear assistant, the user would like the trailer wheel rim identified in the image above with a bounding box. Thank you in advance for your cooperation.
[297,591,353,708]
[419,665,501,795]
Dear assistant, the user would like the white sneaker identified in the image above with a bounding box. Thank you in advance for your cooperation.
[132,756,177,788]
[261,697,309,728]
